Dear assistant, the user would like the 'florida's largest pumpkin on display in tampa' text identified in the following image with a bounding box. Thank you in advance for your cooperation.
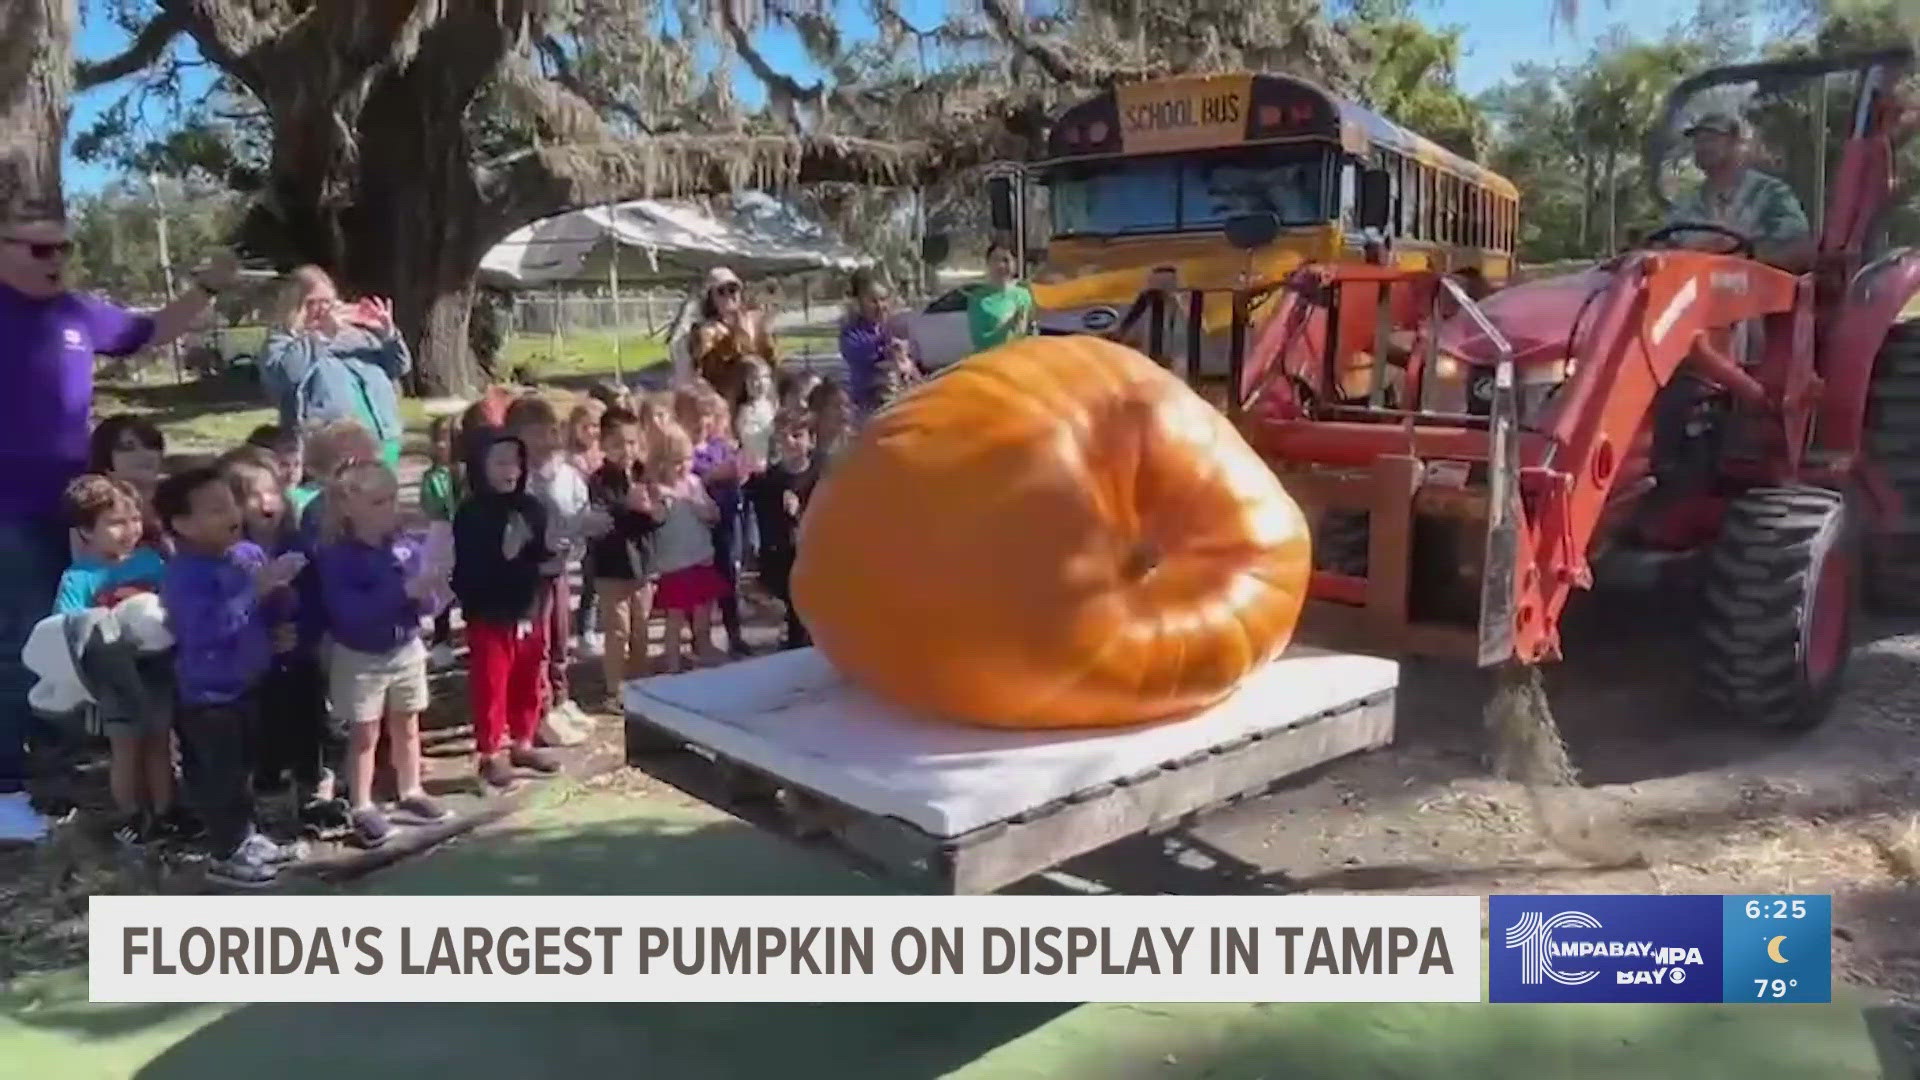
[791,334,1313,730]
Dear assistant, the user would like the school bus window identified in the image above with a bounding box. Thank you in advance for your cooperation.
[1423,169,1435,240]
[1405,155,1420,235]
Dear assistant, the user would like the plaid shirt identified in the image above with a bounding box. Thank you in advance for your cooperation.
[1667,169,1811,246]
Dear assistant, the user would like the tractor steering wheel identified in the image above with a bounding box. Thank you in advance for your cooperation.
[1642,221,1757,260]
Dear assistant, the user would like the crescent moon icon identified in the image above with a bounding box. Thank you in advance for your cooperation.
[1766,936,1789,964]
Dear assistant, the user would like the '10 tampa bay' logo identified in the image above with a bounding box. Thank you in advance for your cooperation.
[1489,895,1723,1003]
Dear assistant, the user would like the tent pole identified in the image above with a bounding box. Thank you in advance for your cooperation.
[549,282,562,377]
[610,254,623,382]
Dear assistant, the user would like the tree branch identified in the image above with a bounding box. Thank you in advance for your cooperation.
[477,133,936,240]
[537,34,654,133]
[718,3,824,131]
[975,0,1166,88]
[75,8,187,90]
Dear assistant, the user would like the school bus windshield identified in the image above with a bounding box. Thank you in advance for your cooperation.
[1044,144,1332,238]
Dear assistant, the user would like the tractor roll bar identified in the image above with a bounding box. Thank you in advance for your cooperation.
[1645,47,1914,213]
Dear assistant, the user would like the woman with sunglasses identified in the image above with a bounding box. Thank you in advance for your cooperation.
[0,200,238,843]
[259,266,411,470]
[688,267,779,408]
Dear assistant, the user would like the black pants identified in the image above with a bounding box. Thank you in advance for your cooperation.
[711,497,745,651]
[575,574,598,636]
[257,652,331,794]
[758,545,810,649]
[176,691,260,857]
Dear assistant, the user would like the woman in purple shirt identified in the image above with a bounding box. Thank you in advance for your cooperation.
[837,269,920,415]
[0,201,236,842]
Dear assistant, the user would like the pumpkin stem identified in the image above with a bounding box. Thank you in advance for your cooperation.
[1122,540,1161,580]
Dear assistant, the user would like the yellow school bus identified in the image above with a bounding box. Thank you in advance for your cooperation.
[1006,71,1519,373]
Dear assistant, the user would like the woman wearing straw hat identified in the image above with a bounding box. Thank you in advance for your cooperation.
[687,266,779,406]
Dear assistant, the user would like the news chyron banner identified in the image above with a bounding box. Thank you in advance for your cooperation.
[1488,894,1832,1004]
[91,895,1482,1004]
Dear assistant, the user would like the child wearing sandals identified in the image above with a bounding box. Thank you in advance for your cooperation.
[313,460,452,849]
[645,425,727,671]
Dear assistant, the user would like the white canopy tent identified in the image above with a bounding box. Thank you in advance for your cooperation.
[479,192,868,380]
[479,191,868,289]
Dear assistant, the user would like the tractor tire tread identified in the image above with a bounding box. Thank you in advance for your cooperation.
[1867,318,1920,611]
[1696,486,1848,731]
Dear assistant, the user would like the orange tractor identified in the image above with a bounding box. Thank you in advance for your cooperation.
[1119,49,1920,730]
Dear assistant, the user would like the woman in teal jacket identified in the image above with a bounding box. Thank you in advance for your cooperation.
[261,265,410,467]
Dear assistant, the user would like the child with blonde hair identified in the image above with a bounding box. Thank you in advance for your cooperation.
[565,399,607,656]
[292,418,379,530]
[644,424,726,671]
[314,460,451,849]
[677,384,749,657]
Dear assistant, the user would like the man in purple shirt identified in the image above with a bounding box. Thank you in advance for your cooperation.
[0,198,237,842]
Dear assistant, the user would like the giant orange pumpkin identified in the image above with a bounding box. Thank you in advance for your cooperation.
[791,334,1313,729]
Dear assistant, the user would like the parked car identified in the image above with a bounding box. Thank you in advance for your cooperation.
[898,287,975,372]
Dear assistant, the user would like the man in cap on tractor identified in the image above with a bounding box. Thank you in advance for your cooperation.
[1665,110,1814,272]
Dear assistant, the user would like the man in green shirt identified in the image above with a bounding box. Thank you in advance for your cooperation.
[1666,112,1813,271]
[965,241,1034,353]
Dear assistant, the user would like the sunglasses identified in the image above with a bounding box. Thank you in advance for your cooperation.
[3,236,73,260]
[715,282,742,295]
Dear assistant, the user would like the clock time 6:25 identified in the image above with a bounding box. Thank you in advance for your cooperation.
[1745,899,1809,920]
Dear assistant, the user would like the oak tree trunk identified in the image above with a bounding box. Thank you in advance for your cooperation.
[342,70,490,398]
[0,0,74,220]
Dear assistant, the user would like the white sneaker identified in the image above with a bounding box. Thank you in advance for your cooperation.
[0,791,50,843]
[538,706,588,747]
[428,644,458,672]
[562,699,598,734]
[578,632,605,658]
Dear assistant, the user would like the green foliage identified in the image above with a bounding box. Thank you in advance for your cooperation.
[1340,2,1488,158]
[65,176,244,303]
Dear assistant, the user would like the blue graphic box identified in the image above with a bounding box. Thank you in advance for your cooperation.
[1720,894,1832,1004]
[1490,894,1724,1003]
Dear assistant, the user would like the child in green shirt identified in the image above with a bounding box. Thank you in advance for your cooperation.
[965,240,1034,353]
[420,414,462,669]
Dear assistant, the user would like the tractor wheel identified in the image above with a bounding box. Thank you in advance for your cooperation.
[1697,486,1855,731]
[1865,318,1920,612]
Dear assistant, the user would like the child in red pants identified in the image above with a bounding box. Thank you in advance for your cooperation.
[451,431,562,789]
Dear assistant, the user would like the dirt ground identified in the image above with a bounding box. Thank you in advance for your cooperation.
[1028,589,1920,1023]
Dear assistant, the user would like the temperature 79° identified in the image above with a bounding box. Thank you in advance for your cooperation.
[1755,979,1799,999]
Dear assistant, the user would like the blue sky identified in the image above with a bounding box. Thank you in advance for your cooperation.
[65,0,1694,193]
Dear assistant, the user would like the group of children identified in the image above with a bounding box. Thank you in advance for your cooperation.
[46,355,871,889]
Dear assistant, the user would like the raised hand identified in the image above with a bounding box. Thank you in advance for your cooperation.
[256,551,307,593]
[502,512,530,559]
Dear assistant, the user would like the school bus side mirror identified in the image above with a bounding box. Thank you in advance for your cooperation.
[987,176,1019,232]
[920,233,951,266]
[1224,212,1281,251]
[1358,169,1392,232]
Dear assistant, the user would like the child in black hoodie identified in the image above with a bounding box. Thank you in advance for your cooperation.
[452,431,562,790]
[585,406,662,704]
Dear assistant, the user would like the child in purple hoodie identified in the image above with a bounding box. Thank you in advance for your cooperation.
[156,467,309,888]
[314,460,452,850]
[219,450,350,839]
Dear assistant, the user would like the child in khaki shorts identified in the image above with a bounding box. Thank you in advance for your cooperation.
[313,461,453,850]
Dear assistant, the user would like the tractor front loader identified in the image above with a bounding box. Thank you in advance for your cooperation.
[1127,48,1920,740]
